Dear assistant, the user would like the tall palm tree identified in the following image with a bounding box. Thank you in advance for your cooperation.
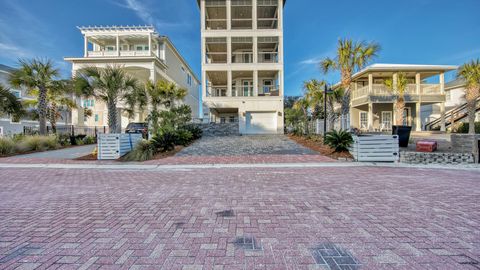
[303,79,326,120]
[320,38,381,129]
[384,73,409,126]
[457,59,480,134]
[24,80,77,133]
[0,84,23,120]
[9,59,60,135]
[74,65,144,133]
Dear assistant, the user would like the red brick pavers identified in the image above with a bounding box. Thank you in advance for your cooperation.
[0,166,479,269]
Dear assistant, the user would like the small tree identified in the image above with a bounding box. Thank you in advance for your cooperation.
[0,84,23,121]
[384,73,408,126]
[74,65,144,133]
[457,59,480,134]
[10,59,60,135]
[303,79,326,120]
[293,97,310,134]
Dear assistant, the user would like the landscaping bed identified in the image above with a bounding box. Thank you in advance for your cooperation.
[288,134,353,160]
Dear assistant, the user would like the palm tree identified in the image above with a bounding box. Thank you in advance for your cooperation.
[9,59,60,135]
[0,84,23,120]
[320,38,381,129]
[384,73,409,126]
[143,80,188,133]
[303,79,326,120]
[74,65,144,133]
[24,80,77,133]
[293,97,310,134]
[457,59,480,134]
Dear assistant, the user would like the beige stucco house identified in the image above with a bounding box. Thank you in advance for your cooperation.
[344,64,458,132]
[65,26,200,131]
[198,0,285,134]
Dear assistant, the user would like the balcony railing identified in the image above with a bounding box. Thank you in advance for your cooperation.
[258,52,278,63]
[205,19,227,30]
[232,52,253,63]
[351,83,443,100]
[208,86,228,97]
[206,52,228,64]
[87,50,157,58]
[232,86,254,97]
[258,85,279,96]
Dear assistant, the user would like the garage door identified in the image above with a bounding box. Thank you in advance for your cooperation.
[245,112,277,134]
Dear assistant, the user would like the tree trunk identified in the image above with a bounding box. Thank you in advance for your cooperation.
[38,86,48,135]
[395,97,405,126]
[107,101,118,133]
[466,87,478,134]
[340,89,351,130]
[49,102,58,134]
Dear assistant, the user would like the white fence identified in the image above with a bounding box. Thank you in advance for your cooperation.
[350,135,400,162]
[97,133,142,160]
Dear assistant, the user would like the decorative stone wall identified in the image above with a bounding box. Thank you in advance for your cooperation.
[451,134,480,152]
[196,123,240,137]
[400,151,475,165]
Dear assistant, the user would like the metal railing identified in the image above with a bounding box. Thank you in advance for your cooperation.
[23,125,108,137]
[232,52,253,63]
[87,50,157,57]
[258,52,278,63]
[206,52,228,64]
[208,86,228,97]
[422,84,441,95]
[258,85,280,96]
[232,86,254,97]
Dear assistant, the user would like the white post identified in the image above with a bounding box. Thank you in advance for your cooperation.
[116,34,120,56]
[84,36,88,57]
[253,70,258,97]
[278,0,283,30]
[252,0,257,30]
[368,73,373,94]
[393,73,398,125]
[279,70,284,97]
[416,73,421,94]
[202,70,207,99]
[416,73,422,131]
[227,70,232,97]
[226,0,231,30]
[148,33,152,56]
[227,36,232,64]
[253,37,258,64]
[440,72,446,131]
[201,0,206,30]
[368,102,373,132]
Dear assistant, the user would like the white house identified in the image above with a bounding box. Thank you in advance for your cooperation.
[198,0,286,134]
[65,25,200,131]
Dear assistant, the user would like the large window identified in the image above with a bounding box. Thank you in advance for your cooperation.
[381,111,392,131]
[360,112,368,129]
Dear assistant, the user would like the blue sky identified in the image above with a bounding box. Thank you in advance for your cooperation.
[0,0,479,96]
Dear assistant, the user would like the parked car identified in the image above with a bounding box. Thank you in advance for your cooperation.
[125,122,148,138]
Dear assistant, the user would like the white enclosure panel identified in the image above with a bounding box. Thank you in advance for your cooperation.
[350,135,400,162]
[97,133,142,160]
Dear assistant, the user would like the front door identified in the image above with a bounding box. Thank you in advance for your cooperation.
[242,80,252,97]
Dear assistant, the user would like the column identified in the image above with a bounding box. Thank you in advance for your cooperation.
[252,0,257,30]
[148,34,152,56]
[253,37,258,64]
[84,36,88,57]
[202,70,207,99]
[278,0,283,30]
[149,67,156,82]
[116,34,120,56]
[393,73,398,125]
[227,70,232,97]
[201,38,206,65]
[440,72,446,131]
[201,0,206,31]
[415,73,422,131]
[253,70,259,97]
[279,69,284,97]
[278,35,283,64]
[226,0,231,30]
[368,74,373,94]
[227,37,232,64]
[368,103,373,132]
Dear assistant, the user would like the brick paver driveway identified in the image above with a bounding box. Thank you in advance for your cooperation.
[176,135,317,156]
[0,166,479,269]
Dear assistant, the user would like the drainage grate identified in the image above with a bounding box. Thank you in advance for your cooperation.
[216,209,235,217]
[233,236,262,251]
[311,243,361,270]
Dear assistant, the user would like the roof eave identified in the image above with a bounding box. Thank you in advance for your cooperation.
[196,0,286,8]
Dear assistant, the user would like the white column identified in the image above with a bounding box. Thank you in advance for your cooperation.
[227,70,232,97]
[201,38,206,65]
[393,73,398,125]
[368,74,373,94]
[201,0,206,31]
[202,70,207,99]
[416,103,422,131]
[253,37,258,64]
[368,102,373,132]
[227,36,232,64]
[279,70,284,97]
[149,66,156,82]
[416,73,422,131]
[278,35,283,64]
[440,72,446,131]
[84,36,88,57]
[148,34,152,56]
[226,0,231,30]
[278,0,283,30]
[116,34,120,56]
[252,0,257,30]
[253,70,258,97]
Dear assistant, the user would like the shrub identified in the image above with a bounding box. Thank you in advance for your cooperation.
[124,140,157,161]
[0,137,16,156]
[453,122,480,134]
[182,124,203,140]
[324,130,353,152]
[18,136,59,152]
[152,129,177,152]
[82,136,96,145]
[56,134,71,146]
[174,129,193,146]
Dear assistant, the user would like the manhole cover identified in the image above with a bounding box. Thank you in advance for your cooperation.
[216,209,235,217]
[233,236,262,251]
[312,243,361,269]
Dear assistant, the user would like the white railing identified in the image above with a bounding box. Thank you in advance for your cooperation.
[87,50,155,57]
[405,84,417,95]
[232,86,254,97]
[258,85,280,96]
[258,52,278,63]
[352,85,369,99]
[232,52,253,63]
[206,53,228,64]
[372,84,391,96]
[208,86,228,97]
[422,84,441,95]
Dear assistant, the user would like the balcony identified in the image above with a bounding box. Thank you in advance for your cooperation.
[258,85,279,96]
[231,0,253,29]
[205,0,227,30]
[257,0,279,29]
[205,37,227,64]
[86,50,159,58]
[258,52,278,63]
[232,52,253,63]
[351,83,444,103]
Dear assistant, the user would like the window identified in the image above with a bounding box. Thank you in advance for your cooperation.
[83,99,94,108]
[135,45,149,51]
[359,112,368,129]
[263,80,273,94]
[220,117,226,123]
[381,111,392,131]
[95,114,99,122]
[121,44,129,51]
[11,90,21,98]
[106,46,115,51]
[187,74,192,86]
[229,116,235,123]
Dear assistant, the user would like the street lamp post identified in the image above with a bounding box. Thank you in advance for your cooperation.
[323,84,333,141]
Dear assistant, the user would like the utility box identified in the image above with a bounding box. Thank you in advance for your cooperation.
[97,133,142,160]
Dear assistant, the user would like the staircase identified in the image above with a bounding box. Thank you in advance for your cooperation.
[425,98,480,130]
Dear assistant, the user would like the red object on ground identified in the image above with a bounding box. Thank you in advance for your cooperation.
[416,140,438,152]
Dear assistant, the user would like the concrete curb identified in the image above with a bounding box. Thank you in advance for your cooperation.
[0,162,479,172]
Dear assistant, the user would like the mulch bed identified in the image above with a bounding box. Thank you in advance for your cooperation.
[75,145,185,162]
[288,135,353,160]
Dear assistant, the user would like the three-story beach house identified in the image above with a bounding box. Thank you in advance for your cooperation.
[199,0,285,134]
[65,26,200,130]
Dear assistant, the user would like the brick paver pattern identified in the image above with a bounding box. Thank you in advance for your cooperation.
[0,166,479,269]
